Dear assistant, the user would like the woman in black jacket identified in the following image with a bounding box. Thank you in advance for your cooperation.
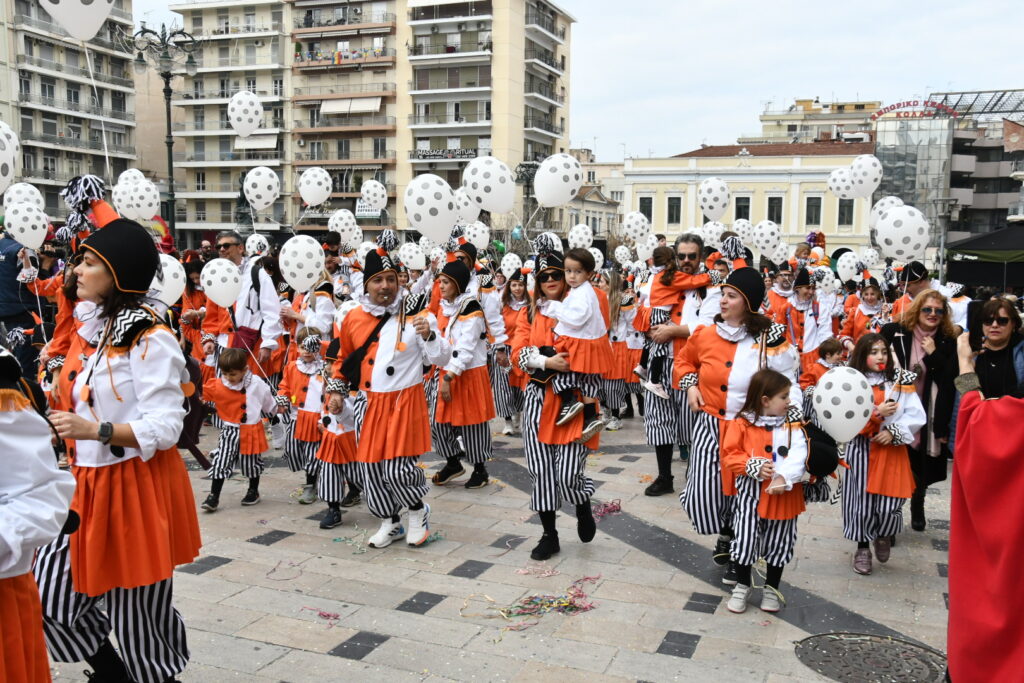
[881,289,958,532]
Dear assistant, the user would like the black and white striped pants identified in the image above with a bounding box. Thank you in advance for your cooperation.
[550,370,601,399]
[352,392,368,440]
[522,384,594,512]
[644,385,685,446]
[680,410,734,535]
[842,435,905,542]
[489,347,524,418]
[209,425,265,479]
[730,477,798,567]
[432,421,492,464]
[626,377,642,394]
[359,457,430,519]
[602,378,626,411]
[679,397,699,447]
[33,534,189,683]
[283,418,320,474]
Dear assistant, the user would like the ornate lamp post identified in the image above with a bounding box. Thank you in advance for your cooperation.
[117,23,201,241]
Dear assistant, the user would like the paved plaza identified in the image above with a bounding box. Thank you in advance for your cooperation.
[50,417,951,682]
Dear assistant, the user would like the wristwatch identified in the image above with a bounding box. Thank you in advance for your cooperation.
[98,422,114,445]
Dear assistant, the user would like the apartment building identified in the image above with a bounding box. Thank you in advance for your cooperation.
[167,0,573,244]
[6,0,137,221]
[738,97,879,146]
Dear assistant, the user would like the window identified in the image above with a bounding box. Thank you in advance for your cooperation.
[767,196,783,224]
[245,77,256,92]
[193,108,205,126]
[111,91,126,113]
[587,170,596,183]
[309,141,325,160]
[273,79,283,97]
[667,196,681,224]
[611,191,623,202]
[805,196,821,225]
[21,151,35,173]
[195,171,206,191]
[735,196,750,220]
[66,153,82,176]
[478,136,491,153]
[639,196,653,222]
[66,119,81,139]
[39,77,55,101]
[838,198,854,226]
[41,114,57,136]
[190,12,202,31]
[221,201,232,220]
[336,138,350,159]
[66,84,80,105]
[193,80,205,97]
[19,75,30,95]
[447,136,461,150]
[195,200,206,221]
[416,138,430,151]
[372,137,386,158]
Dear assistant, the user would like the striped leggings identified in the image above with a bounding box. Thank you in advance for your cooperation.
[489,347,524,418]
[522,384,595,512]
[33,534,188,683]
[730,477,798,566]
[209,426,264,479]
[680,411,734,536]
[360,457,431,519]
[842,435,905,542]
[602,378,626,411]
[644,385,685,446]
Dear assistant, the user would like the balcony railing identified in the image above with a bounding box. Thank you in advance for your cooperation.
[22,130,136,155]
[293,82,396,96]
[16,55,133,88]
[325,183,396,195]
[173,118,283,131]
[1011,160,1024,176]
[409,148,485,160]
[176,88,283,101]
[409,76,492,91]
[525,81,565,104]
[293,115,396,129]
[408,113,490,125]
[293,13,396,29]
[523,117,563,135]
[21,168,76,184]
[409,2,493,22]
[293,47,396,65]
[173,150,281,162]
[13,14,125,51]
[524,48,561,71]
[187,22,283,37]
[184,182,239,192]
[408,41,492,56]
[525,10,566,39]
[19,93,134,121]
[192,55,283,68]
[293,150,395,162]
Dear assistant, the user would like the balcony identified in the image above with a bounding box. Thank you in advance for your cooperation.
[173,118,283,134]
[20,168,76,185]
[525,10,566,43]
[292,116,396,133]
[172,88,284,106]
[949,187,974,207]
[524,48,563,75]
[13,15,127,53]
[408,2,493,23]
[173,149,281,166]
[409,148,487,163]
[21,130,135,156]
[189,54,285,72]
[177,182,241,199]
[951,154,976,175]
[293,83,397,98]
[292,12,396,32]
[970,192,1020,210]
[16,55,133,89]
[293,47,396,70]
[408,77,492,94]
[292,150,396,167]
[523,116,563,137]
[408,41,492,64]
[184,22,284,39]
[525,80,565,107]
[1007,202,1024,223]
[408,113,491,128]
[292,183,396,199]
[19,93,134,122]
[1011,160,1024,181]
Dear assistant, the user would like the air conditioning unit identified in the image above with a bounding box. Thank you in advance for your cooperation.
[352,7,361,15]
[430,25,439,33]
[457,23,466,31]
[477,22,486,30]
[296,138,305,147]
[253,40,265,47]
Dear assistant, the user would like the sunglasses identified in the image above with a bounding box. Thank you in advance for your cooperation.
[920,306,945,316]
[983,316,1011,327]
[536,271,565,284]
[216,242,241,250]
[676,252,699,261]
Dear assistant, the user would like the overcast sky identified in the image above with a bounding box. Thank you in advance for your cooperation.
[131,0,1019,161]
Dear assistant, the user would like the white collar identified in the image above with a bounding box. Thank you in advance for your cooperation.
[772,285,794,298]
[792,296,814,313]
[865,371,886,386]
[859,301,882,316]
[296,357,324,375]
[359,293,402,316]
[817,358,840,369]
[441,291,474,317]
[508,298,528,311]
[221,371,253,391]
[740,411,786,428]
[715,321,748,342]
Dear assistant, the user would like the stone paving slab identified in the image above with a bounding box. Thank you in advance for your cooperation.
[49,416,949,681]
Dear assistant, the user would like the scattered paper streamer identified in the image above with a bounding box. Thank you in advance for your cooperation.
[592,499,622,521]
[333,523,368,554]
[638,474,654,484]
[515,563,560,578]
[265,560,303,581]
[491,535,529,558]
[300,606,341,628]
[459,575,600,641]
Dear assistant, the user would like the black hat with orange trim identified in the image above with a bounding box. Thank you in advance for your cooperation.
[363,229,399,284]
[80,218,159,294]
[439,259,471,293]
[723,267,765,314]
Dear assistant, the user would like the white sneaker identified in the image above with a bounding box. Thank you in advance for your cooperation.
[407,503,431,546]
[605,417,622,432]
[643,380,670,400]
[726,584,751,614]
[368,519,405,548]
[760,587,783,613]
[632,364,649,381]
[511,413,521,435]
[502,419,515,436]
[270,421,285,450]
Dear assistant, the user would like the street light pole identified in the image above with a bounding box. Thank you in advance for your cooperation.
[161,70,176,235]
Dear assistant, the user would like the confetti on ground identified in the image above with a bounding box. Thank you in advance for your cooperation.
[423,530,445,545]
[491,535,529,558]
[256,519,269,526]
[300,606,341,628]
[592,499,622,521]
[515,563,560,578]
[459,575,600,640]
[638,474,654,483]
[416,462,430,470]
[265,560,303,581]
[333,523,368,554]
[489,477,508,490]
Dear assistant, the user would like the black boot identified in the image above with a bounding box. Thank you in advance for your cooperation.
[576,501,596,543]
[644,475,674,496]
[531,510,560,560]
[432,455,465,485]
[340,481,362,507]
[85,639,132,683]
[636,394,645,417]
[620,395,635,419]
[465,463,489,489]
[911,488,927,532]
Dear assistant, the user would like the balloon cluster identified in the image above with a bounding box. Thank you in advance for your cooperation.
[828,154,882,200]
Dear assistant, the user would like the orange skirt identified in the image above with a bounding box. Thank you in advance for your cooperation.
[799,350,819,376]
[0,573,50,683]
[555,336,615,376]
[435,365,496,426]
[70,448,202,597]
[240,423,268,456]
[633,306,652,333]
[316,429,357,465]
[608,341,634,381]
[357,387,432,463]
[867,442,915,499]
[294,409,322,442]
[537,383,600,450]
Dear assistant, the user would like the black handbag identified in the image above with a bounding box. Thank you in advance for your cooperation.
[339,313,391,388]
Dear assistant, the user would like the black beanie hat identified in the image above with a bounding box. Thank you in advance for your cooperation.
[794,268,812,289]
[80,218,159,294]
[455,240,477,263]
[440,259,471,294]
[723,267,765,313]
[904,260,928,283]
[777,260,793,273]
[363,230,398,284]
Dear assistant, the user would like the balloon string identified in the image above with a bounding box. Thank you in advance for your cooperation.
[81,43,112,181]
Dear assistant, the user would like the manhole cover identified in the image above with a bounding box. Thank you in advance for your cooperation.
[794,632,946,682]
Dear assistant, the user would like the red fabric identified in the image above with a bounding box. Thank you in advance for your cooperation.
[947,391,1024,683]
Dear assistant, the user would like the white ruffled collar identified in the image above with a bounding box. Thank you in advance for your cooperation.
[221,371,253,391]
[507,298,528,312]
[865,370,886,386]
[296,357,324,375]
[740,411,786,428]
[716,321,748,342]
[359,293,402,317]
[772,285,794,299]
[858,301,882,316]
[441,291,474,317]
[792,296,814,312]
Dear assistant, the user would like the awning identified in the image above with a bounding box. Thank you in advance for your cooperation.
[409,0,468,6]
[234,135,278,150]
[320,99,351,115]
[319,97,381,115]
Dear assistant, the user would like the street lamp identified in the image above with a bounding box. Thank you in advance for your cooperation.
[117,23,201,242]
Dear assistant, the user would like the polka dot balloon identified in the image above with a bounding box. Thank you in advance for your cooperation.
[37,0,116,42]
[875,205,929,261]
[4,202,48,250]
[850,154,883,199]
[869,196,904,229]
[243,166,280,212]
[403,173,459,243]
[398,242,426,270]
[812,367,874,442]
[200,258,242,308]
[753,220,782,255]
[621,211,650,243]
[328,209,361,249]
[453,187,481,223]
[732,218,754,247]
[357,241,376,267]
[461,157,515,214]
[4,183,44,210]
[130,180,160,221]
[567,223,593,249]
[836,251,860,282]
[279,234,326,293]
[702,221,726,250]
[500,253,522,278]
[334,299,361,328]
[860,247,880,269]
[360,179,389,211]
[418,235,435,252]
[588,247,604,271]
[698,177,730,221]
[227,90,263,138]
[827,167,857,200]
[613,245,632,264]
[534,153,583,208]
[298,167,332,207]
[149,254,186,307]
[770,242,789,266]
[465,221,490,250]
[117,169,145,187]
[0,122,20,195]
[245,233,269,257]
[111,182,138,220]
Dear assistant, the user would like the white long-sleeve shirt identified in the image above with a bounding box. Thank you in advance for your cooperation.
[546,280,606,340]
[230,257,284,350]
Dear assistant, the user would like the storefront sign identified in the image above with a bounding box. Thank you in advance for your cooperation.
[355,199,380,218]
[413,148,478,160]
[870,100,959,121]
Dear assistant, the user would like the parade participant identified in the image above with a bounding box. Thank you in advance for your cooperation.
[597,270,629,431]
[677,267,799,585]
[721,369,809,614]
[493,266,531,435]
[838,334,925,575]
[201,348,277,511]
[773,268,835,375]
[281,269,336,360]
[326,231,449,548]
[891,261,967,331]
[0,347,75,683]
[179,260,212,383]
[971,298,1024,398]
[799,337,844,418]
[765,261,795,315]
[542,247,613,439]
[429,260,497,488]
[38,219,201,683]
[882,290,957,532]
[511,240,599,562]
[840,277,885,350]
[276,327,328,505]
[620,269,646,420]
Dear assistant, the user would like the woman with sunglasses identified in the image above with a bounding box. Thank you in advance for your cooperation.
[972,298,1024,399]
[881,289,957,532]
[510,244,598,562]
